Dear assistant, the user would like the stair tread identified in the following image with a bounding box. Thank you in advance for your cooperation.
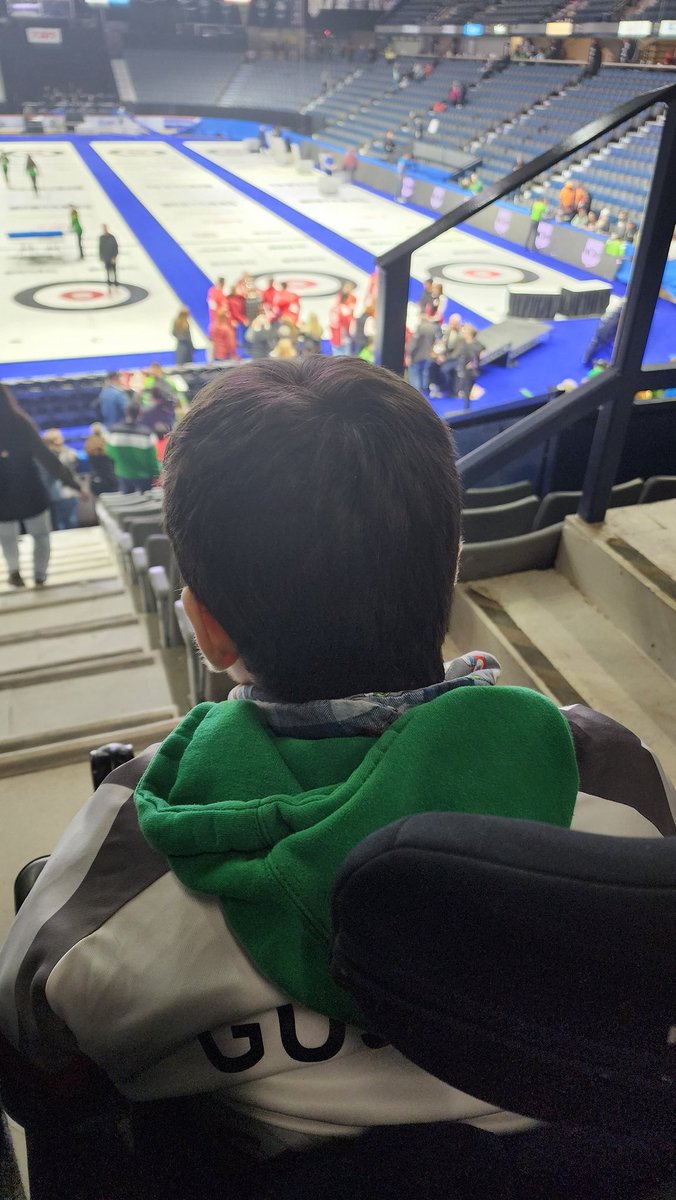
[586,501,676,592]
[470,568,676,776]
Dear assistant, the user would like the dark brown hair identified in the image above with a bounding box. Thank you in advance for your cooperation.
[163,357,462,702]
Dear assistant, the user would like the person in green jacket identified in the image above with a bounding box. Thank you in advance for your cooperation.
[25,153,38,195]
[70,206,84,259]
[0,151,9,187]
[104,400,159,492]
[525,196,547,250]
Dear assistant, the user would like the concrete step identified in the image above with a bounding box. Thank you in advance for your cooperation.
[451,568,676,781]
[0,591,133,639]
[0,526,117,594]
[0,577,125,616]
[0,656,176,754]
[557,503,676,682]
[0,626,148,676]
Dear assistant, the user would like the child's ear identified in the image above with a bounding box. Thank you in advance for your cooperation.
[182,587,239,671]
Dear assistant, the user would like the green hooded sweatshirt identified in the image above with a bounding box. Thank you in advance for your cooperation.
[135,685,578,1027]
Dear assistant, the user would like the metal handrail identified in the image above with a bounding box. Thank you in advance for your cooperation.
[375,77,676,523]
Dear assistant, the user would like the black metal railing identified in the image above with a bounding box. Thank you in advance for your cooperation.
[376,80,676,523]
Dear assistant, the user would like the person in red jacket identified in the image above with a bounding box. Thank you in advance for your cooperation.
[206,276,227,362]
[262,277,279,320]
[212,308,239,362]
[227,286,247,346]
[329,281,357,355]
[275,281,301,327]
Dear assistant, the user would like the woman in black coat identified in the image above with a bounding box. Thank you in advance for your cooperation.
[0,385,82,587]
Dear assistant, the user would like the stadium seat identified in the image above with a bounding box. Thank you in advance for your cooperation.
[610,478,644,507]
[639,476,676,504]
[461,496,539,543]
[458,523,562,582]
[463,480,533,509]
[533,490,582,531]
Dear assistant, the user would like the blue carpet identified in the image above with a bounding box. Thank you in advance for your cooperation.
[75,139,213,333]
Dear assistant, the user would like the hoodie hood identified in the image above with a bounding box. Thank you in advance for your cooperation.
[135,685,578,1026]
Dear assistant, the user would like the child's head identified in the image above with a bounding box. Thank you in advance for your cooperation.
[164,358,462,703]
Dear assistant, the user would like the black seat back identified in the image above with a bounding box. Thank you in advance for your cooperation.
[331,812,676,1133]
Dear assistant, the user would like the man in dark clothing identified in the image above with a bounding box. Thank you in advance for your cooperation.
[583,299,623,365]
[407,316,437,395]
[99,225,119,291]
[453,325,485,409]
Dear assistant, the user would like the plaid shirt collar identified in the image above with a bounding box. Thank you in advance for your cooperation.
[228,652,500,739]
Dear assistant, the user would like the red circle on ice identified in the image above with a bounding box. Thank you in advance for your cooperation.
[61,289,105,302]
[464,268,501,280]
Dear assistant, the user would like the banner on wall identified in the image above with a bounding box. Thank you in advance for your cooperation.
[26,27,63,43]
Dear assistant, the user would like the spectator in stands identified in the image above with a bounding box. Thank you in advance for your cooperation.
[585,211,599,233]
[212,308,239,362]
[0,386,82,587]
[105,400,159,494]
[614,210,629,238]
[454,325,485,410]
[575,184,591,212]
[558,180,577,220]
[70,206,84,260]
[586,38,602,77]
[25,154,38,195]
[450,80,466,107]
[383,130,396,156]
[625,220,638,243]
[172,307,194,366]
[99,225,119,292]
[1,356,670,1164]
[144,386,178,433]
[466,173,484,194]
[619,38,637,63]
[42,430,81,531]
[407,314,437,395]
[84,423,117,496]
[207,276,227,361]
[526,196,547,249]
[596,208,612,233]
[571,205,590,227]
[583,297,624,365]
[97,371,128,428]
[512,154,526,174]
[0,150,9,187]
[427,114,440,136]
[246,313,275,360]
[431,98,447,114]
[329,281,357,355]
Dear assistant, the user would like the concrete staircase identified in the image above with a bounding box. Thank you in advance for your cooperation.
[0,527,178,942]
[449,500,676,782]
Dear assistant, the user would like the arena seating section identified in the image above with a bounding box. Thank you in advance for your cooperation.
[0,20,116,108]
[218,59,349,112]
[312,60,672,228]
[124,49,244,107]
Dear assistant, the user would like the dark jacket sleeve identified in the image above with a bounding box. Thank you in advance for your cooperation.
[22,423,82,491]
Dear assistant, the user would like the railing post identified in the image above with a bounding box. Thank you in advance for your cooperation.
[579,95,676,524]
[375,254,412,376]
